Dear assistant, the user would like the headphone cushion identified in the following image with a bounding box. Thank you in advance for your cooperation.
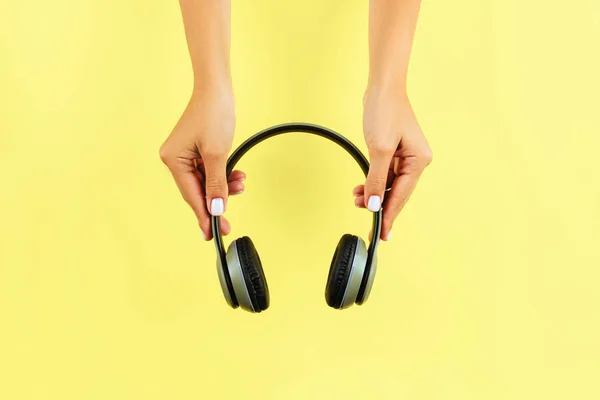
[325,234,358,309]
[236,236,269,312]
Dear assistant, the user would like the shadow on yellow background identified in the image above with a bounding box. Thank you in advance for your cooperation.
[1,1,599,399]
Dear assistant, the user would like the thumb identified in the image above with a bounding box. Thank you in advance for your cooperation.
[364,148,394,212]
[202,153,229,216]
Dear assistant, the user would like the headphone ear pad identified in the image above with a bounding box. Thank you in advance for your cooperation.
[236,236,269,312]
[325,234,359,309]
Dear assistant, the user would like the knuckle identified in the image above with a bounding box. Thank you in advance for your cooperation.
[367,142,395,157]
[420,147,433,166]
[200,143,230,160]
[402,156,421,173]
[205,177,226,193]
[158,144,172,165]
[202,149,226,161]
[387,189,404,205]
[368,175,388,190]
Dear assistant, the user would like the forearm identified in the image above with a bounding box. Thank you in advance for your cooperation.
[178,0,232,94]
[367,0,421,92]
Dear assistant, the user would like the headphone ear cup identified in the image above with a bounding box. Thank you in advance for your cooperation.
[325,234,360,309]
[232,236,269,312]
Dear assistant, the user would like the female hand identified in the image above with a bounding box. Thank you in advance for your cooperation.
[354,87,433,241]
[159,87,244,241]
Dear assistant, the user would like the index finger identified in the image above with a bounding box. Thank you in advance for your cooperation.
[169,165,212,237]
[380,170,422,241]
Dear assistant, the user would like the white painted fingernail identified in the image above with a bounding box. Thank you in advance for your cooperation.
[210,198,224,216]
[201,231,206,240]
[386,231,392,241]
[367,195,381,212]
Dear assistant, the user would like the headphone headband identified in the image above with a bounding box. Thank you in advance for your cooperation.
[211,123,382,304]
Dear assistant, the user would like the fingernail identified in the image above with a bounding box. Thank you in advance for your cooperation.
[231,190,244,195]
[201,231,206,240]
[386,231,392,241]
[355,203,361,208]
[210,198,224,216]
[367,195,381,212]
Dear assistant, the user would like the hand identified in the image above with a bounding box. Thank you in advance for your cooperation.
[354,87,432,241]
[159,86,244,241]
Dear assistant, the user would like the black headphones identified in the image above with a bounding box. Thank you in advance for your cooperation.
[212,123,382,312]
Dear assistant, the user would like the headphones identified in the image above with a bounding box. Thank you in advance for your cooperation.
[212,123,383,313]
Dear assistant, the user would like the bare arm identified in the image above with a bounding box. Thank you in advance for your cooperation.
[161,0,241,240]
[179,0,232,92]
[357,0,432,241]
[367,0,421,92]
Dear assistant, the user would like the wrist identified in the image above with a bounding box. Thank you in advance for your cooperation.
[191,77,234,100]
[364,80,408,102]
[366,75,407,97]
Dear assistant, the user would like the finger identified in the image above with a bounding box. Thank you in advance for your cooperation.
[201,216,232,241]
[196,161,245,181]
[380,171,421,241]
[364,148,395,212]
[353,167,394,197]
[354,195,365,208]
[228,180,245,195]
[190,165,234,238]
[228,170,246,182]
[205,169,245,194]
[167,161,212,238]
[220,216,231,236]
[387,160,397,189]
[392,157,401,175]
[195,158,205,175]
[202,153,229,216]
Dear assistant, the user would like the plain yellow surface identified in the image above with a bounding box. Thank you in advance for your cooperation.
[1,1,599,399]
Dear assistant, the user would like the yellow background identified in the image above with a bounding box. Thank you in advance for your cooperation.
[1,1,599,399]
